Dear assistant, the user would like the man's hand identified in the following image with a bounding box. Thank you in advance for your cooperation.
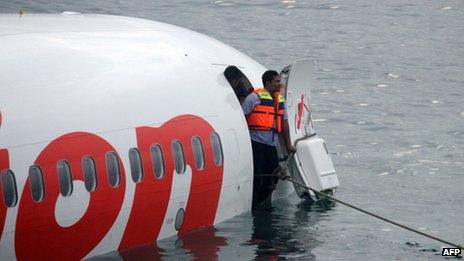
[286,145,297,154]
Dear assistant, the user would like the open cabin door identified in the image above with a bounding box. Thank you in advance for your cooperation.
[281,60,315,141]
[281,60,339,200]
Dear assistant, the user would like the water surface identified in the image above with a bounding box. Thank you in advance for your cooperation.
[2,0,463,259]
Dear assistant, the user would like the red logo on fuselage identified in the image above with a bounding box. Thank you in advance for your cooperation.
[15,132,127,260]
[119,115,223,249]
[7,114,223,260]
[0,149,9,237]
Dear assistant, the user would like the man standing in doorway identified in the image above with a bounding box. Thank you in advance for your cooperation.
[242,70,296,210]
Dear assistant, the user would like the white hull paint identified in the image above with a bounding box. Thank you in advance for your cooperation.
[0,13,294,260]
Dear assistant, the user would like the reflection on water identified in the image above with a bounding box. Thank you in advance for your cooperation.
[2,0,464,259]
[245,195,339,260]
[93,227,227,260]
[119,244,165,260]
[248,200,322,260]
[176,228,227,260]
[91,194,334,260]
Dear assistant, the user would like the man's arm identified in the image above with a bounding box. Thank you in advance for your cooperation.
[241,93,260,115]
[281,98,296,153]
[281,119,296,153]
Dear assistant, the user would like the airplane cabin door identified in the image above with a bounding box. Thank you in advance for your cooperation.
[281,60,339,200]
[281,59,315,143]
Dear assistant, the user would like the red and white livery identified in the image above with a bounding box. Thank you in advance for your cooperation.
[0,13,297,260]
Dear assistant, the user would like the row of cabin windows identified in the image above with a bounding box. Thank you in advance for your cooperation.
[0,133,223,207]
[129,134,223,184]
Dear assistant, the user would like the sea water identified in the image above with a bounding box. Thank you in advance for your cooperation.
[1,0,463,259]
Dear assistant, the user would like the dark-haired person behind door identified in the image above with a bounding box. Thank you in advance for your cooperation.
[242,70,296,210]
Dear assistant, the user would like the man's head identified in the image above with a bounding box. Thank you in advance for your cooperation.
[262,70,281,93]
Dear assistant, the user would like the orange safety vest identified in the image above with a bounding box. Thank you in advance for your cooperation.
[246,88,285,133]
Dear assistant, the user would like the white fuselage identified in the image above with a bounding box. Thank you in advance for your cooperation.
[0,13,293,260]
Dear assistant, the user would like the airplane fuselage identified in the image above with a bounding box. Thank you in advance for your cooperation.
[0,13,294,260]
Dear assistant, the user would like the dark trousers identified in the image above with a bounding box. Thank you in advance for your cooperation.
[251,141,279,210]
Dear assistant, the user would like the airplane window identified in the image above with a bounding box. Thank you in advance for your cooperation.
[224,66,254,104]
[129,148,143,183]
[29,165,45,202]
[191,137,205,170]
[106,152,120,188]
[211,133,224,166]
[150,144,165,179]
[82,156,97,192]
[175,208,185,231]
[1,170,18,208]
[171,140,186,174]
[57,160,73,197]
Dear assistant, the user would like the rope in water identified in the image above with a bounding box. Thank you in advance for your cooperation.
[269,167,463,250]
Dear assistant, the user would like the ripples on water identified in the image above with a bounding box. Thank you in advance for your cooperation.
[94,195,331,260]
[2,0,463,260]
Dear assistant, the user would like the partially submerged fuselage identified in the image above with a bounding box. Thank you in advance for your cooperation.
[0,13,294,260]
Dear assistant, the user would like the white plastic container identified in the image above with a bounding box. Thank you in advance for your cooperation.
[291,136,339,196]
